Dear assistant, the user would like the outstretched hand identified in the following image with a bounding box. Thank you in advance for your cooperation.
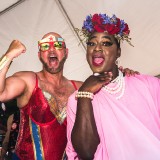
[79,72,113,94]
[6,40,26,59]
[80,66,139,94]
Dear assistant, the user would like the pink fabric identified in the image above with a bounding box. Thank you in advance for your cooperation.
[66,75,160,160]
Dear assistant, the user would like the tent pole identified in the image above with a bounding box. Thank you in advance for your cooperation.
[0,0,26,16]
[55,0,86,52]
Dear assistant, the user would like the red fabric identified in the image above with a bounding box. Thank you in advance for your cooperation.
[15,76,67,160]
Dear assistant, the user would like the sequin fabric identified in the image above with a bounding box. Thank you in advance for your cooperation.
[15,75,67,160]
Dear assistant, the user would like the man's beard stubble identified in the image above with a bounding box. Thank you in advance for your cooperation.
[40,55,67,74]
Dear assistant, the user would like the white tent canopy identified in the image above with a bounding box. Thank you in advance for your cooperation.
[0,0,160,81]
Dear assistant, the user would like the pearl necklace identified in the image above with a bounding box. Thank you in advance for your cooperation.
[102,70,125,100]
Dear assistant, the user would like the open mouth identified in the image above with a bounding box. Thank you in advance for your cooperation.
[49,55,57,60]
[92,56,104,66]
[49,55,58,65]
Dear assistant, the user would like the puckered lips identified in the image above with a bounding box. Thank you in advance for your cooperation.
[92,53,105,66]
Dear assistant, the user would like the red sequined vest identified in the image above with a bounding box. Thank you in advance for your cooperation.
[15,75,77,160]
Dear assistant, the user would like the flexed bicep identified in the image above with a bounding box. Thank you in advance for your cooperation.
[0,73,26,102]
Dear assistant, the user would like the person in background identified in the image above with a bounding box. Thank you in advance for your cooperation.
[66,13,160,160]
[0,110,20,160]
[0,124,6,160]
[0,99,18,160]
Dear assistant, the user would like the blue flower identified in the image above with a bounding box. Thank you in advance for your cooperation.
[119,20,125,35]
[83,20,93,32]
[86,15,92,21]
[110,14,117,24]
[100,14,111,24]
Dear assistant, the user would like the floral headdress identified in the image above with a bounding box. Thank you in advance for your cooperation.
[75,13,133,46]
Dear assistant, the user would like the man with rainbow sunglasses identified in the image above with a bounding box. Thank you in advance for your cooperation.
[0,32,83,160]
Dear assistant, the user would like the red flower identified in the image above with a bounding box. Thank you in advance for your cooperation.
[94,24,104,32]
[123,24,130,34]
[92,14,103,25]
[104,24,117,35]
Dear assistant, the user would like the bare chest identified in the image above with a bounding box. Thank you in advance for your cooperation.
[39,81,75,123]
[42,82,73,105]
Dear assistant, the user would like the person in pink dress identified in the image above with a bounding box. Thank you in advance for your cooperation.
[66,13,160,160]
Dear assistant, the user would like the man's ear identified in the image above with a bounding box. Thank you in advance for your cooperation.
[65,48,68,58]
[38,51,40,59]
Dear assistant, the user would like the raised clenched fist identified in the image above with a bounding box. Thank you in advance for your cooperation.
[5,40,26,59]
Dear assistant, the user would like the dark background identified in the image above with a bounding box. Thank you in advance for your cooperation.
[0,99,18,127]
[0,99,19,147]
